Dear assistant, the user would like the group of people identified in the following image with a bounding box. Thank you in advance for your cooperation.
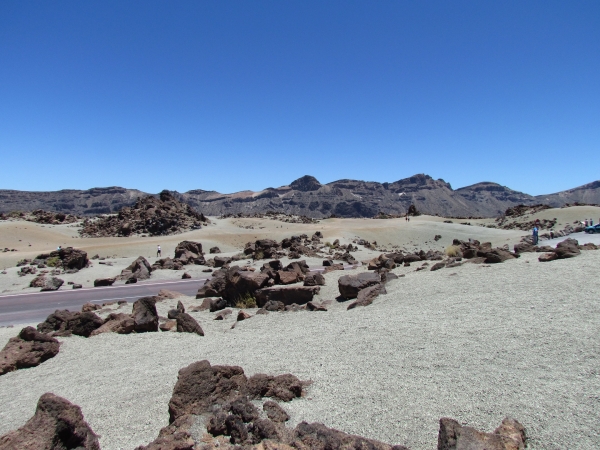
[582,219,596,227]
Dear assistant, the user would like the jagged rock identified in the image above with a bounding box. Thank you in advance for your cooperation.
[132,296,159,332]
[338,272,381,299]
[120,256,152,280]
[90,313,135,336]
[437,416,526,450]
[263,400,290,422]
[0,393,100,450]
[182,272,191,279]
[0,327,60,376]
[255,286,320,307]
[210,246,221,254]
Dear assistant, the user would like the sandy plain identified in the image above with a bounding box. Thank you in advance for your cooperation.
[0,207,599,449]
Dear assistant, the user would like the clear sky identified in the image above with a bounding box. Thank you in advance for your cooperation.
[1,1,598,195]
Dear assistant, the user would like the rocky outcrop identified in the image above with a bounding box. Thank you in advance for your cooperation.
[438,416,526,450]
[0,327,60,376]
[539,238,584,262]
[33,247,89,271]
[80,191,207,237]
[255,286,320,307]
[0,393,100,450]
[37,310,103,337]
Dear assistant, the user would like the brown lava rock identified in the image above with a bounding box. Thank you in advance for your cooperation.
[0,393,100,450]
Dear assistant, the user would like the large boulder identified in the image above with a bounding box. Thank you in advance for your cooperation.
[255,286,320,307]
[554,238,581,259]
[132,296,159,332]
[0,393,100,450]
[483,248,517,264]
[0,327,60,376]
[175,241,204,265]
[120,256,152,280]
[338,272,381,300]
[30,275,64,291]
[168,360,248,422]
[438,416,526,450]
[94,277,116,287]
[36,310,103,337]
[58,247,89,270]
[223,270,270,302]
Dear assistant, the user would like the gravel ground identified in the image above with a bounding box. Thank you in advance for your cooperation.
[0,251,599,449]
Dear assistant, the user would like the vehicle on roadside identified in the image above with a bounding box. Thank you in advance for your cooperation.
[584,224,600,233]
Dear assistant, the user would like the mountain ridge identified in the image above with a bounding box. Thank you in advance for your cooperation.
[1,174,599,218]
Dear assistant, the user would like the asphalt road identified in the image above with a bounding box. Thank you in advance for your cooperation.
[0,263,360,327]
[0,278,208,327]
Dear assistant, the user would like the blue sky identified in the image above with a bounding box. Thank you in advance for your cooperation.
[1,1,598,195]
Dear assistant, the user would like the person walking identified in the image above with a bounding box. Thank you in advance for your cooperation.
[532,226,539,245]
[157,245,162,257]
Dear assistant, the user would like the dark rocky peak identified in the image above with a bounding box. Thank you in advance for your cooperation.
[457,182,512,193]
[290,175,322,192]
[568,180,600,192]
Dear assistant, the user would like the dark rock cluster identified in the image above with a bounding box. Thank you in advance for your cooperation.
[80,191,208,237]
[196,261,323,310]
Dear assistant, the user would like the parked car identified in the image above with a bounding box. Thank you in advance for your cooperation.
[584,224,600,233]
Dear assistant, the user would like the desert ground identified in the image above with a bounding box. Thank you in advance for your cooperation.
[1,207,599,449]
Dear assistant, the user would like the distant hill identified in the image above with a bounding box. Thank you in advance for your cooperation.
[0,175,598,218]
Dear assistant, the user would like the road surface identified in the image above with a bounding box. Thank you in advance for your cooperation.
[0,263,360,327]
[0,277,208,327]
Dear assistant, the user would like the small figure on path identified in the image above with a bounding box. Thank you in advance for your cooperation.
[532,226,539,245]
[157,245,162,257]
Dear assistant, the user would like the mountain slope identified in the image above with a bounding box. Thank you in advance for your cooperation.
[0,175,597,218]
